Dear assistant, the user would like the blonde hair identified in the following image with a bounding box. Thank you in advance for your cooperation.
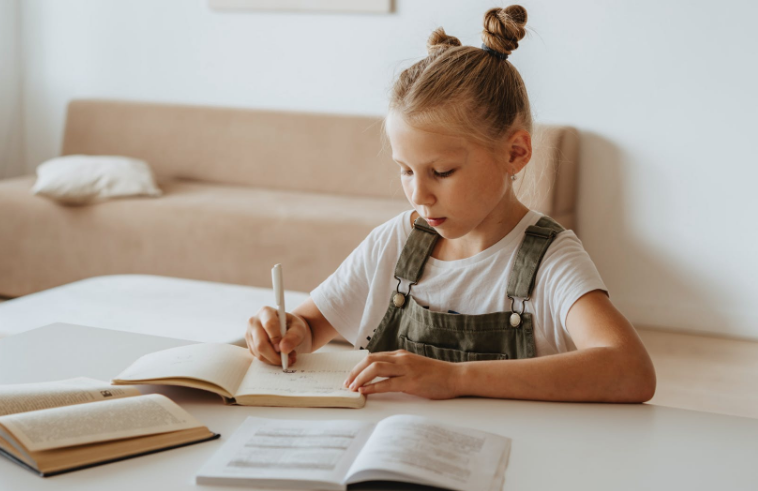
[389,5,532,150]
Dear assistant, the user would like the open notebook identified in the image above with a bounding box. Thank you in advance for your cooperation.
[196,415,511,491]
[112,343,369,409]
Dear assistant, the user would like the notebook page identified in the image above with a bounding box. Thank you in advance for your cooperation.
[196,416,374,488]
[236,351,368,398]
[0,394,203,452]
[345,414,511,491]
[0,378,140,417]
[113,343,253,396]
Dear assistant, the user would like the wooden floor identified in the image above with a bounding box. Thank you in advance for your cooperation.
[637,327,758,419]
[1,294,755,419]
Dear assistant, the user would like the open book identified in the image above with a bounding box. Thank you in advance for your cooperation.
[196,415,511,491]
[0,377,218,477]
[112,343,368,409]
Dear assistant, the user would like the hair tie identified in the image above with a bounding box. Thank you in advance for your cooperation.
[481,44,509,61]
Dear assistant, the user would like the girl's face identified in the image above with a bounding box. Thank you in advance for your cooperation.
[385,111,520,242]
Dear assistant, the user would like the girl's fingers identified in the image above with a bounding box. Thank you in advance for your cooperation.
[344,353,389,387]
[258,307,284,351]
[279,314,306,354]
[249,320,282,365]
[344,351,402,387]
[244,324,254,354]
[246,317,260,356]
[349,361,403,390]
[254,336,280,365]
[358,377,400,395]
[248,308,306,366]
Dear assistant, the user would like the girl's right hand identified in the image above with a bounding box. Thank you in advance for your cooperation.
[246,306,312,366]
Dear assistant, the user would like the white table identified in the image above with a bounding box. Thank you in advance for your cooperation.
[1,323,757,491]
[0,275,310,344]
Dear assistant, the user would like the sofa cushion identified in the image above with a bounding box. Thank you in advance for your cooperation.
[0,176,410,297]
[31,155,162,205]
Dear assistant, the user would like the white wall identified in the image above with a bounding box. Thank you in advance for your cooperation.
[18,0,758,339]
[0,0,23,178]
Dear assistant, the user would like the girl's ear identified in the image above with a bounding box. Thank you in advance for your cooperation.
[506,129,532,174]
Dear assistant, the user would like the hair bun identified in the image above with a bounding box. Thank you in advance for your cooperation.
[504,5,527,26]
[426,27,462,56]
[482,5,528,56]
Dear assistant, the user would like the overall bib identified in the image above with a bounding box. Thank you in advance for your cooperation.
[365,215,564,361]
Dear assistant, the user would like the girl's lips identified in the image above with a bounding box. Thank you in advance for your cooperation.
[426,217,446,227]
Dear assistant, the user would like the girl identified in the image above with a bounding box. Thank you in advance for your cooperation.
[246,5,656,403]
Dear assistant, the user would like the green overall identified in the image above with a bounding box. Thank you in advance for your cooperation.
[365,215,565,361]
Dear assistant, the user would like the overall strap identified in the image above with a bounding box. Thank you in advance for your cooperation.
[506,216,565,299]
[394,217,440,284]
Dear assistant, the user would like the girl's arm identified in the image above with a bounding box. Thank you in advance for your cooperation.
[454,290,656,402]
[345,290,657,403]
[246,297,339,365]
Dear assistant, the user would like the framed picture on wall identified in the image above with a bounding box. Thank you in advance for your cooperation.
[209,0,393,14]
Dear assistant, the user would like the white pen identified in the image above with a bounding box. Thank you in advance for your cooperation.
[271,264,288,372]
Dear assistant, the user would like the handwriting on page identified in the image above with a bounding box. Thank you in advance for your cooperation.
[238,352,367,396]
[259,370,352,394]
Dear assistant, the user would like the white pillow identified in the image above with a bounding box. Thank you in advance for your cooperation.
[31,155,162,205]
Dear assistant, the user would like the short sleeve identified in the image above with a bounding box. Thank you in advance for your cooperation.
[536,231,608,337]
[310,228,383,346]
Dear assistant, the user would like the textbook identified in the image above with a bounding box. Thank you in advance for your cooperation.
[196,415,511,491]
[112,343,369,409]
[0,377,218,477]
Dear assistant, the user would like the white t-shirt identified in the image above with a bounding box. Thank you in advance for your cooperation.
[311,210,607,356]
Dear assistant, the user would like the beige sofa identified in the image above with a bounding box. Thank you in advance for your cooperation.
[0,100,579,298]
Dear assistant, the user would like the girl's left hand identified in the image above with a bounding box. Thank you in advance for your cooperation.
[343,350,461,400]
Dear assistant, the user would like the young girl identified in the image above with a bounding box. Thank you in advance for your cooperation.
[246,5,656,403]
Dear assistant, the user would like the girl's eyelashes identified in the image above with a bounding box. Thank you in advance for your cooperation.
[399,169,455,178]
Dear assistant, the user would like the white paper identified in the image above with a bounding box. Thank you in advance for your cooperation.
[197,415,511,491]
[196,417,375,489]
[0,377,140,417]
[0,394,203,451]
[114,343,253,396]
[236,351,368,399]
[345,414,511,491]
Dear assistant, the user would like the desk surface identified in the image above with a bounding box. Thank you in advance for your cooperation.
[0,274,310,343]
[1,323,757,491]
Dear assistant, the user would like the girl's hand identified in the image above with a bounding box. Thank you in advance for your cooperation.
[246,307,311,366]
[343,350,461,400]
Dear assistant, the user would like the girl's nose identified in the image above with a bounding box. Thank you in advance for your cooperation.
[411,178,435,207]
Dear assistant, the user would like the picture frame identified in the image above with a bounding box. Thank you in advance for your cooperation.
[209,0,393,14]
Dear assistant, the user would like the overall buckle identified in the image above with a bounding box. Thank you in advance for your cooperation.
[393,276,416,308]
[508,295,529,327]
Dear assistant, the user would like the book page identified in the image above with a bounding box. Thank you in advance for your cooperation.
[113,343,253,396]
[0,378,140,417]
[345,414,511,491]
[196,416,374,488]
[236,351,367,398]
[0,394,203,452]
